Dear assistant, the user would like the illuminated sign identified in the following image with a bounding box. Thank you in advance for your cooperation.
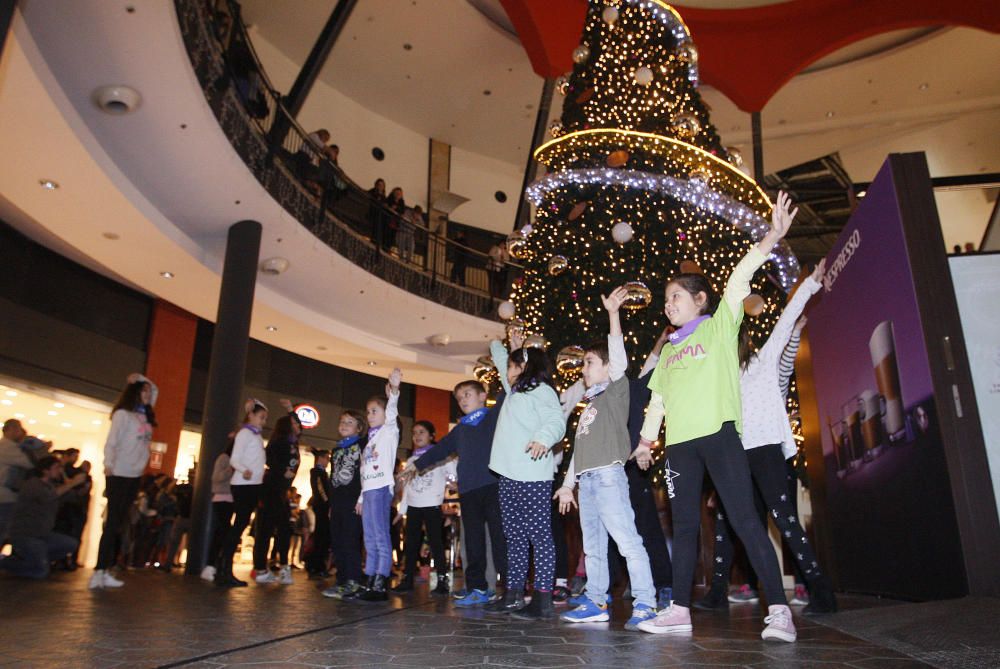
[294,404,320,429]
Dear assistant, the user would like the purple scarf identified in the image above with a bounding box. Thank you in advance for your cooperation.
[668,314,711,346]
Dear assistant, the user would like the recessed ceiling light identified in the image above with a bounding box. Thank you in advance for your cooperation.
[61,422,72,428]
[13,413,25,419]
[918,82,929,90]
[47,410,58,416]
[317,345,327,351]
[28,419,37,425]
[483,90,492,96]
[160,271,174,278]
[266,325,278,332]
[5,390,17,397]
[825,111,835,118]
[403,43,412,50]
[0,400,11,406]
[103,232,120,240]
[53,402,65,408]
[367,361,377,366]
[857,190,867,198]
[92,419,102,425]
[39,179,59,190]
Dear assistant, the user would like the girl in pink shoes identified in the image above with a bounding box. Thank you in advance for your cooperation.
[635,192,799,642]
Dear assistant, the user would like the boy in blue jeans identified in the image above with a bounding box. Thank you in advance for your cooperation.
[554,286,658,631]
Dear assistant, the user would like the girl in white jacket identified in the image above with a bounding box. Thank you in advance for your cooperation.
[90,373,158,590]
[215,399,268,587]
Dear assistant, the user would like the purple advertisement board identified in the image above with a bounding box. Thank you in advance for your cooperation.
[807,159,965,599]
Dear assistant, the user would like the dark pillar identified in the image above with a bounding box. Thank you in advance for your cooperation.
[751,110,764,184]
[1,0,17,62]
[514,77,556,231]
[269,0,357,147]
[185,220,262,575]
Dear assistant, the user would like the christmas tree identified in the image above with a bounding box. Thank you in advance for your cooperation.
[502,0,800,384]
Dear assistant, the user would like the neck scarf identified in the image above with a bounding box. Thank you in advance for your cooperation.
[412,444,433,459]
[367,425,383,441]
[243,424,261,435]
[336,435,360,449]
[668,314,711,346]
[583,381,610,402]
[458,407,489,426]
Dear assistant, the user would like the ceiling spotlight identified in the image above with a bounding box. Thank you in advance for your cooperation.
[265,325,278,332]
[47,410,58,416]
[5,390,17,397]
[39,179,59,190]
[0,400,11,406]
[317,345,327,351]
[260,257,290,275]
[92,419,102,425]
[825,111,835,118]
[93,85,142,114]
[103,232,120,240]
[918,82,929,90]
[160,271,174,278]
[53,402,65,408]
[857,190,867,198]
[367,361,377,366]
[403,43,413,50]
[61,422,72,428]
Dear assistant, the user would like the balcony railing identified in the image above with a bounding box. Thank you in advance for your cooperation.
[175,0,519,319]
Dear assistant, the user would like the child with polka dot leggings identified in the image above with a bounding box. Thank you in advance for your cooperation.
[484,335,566,620]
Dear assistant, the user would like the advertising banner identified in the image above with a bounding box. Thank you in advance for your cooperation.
[948,253,1000,520]
[806,160,965,599]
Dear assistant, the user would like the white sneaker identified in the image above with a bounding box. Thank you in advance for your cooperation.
[255,569,278,584]
[88,570,105,590]
[761,604,797,642]
[200,565,217,582]
[103,570,124,587]
[636,604,693,635]
[278,565,293,585]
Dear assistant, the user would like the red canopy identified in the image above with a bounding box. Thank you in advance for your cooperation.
[499,0,1000,112]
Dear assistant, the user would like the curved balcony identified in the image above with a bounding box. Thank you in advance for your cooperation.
[175,0,519,320]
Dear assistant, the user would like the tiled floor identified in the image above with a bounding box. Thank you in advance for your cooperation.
[0,568,934,669]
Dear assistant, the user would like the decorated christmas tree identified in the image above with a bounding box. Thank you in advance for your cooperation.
[501,0,800,385]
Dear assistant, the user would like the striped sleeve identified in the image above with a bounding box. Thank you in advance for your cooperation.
[779,330,801,400]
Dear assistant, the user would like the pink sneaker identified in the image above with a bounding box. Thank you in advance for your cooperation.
[761,604,797,642]
[636,603,693,634]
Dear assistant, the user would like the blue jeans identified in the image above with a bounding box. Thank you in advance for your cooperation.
[362,486,393,577]
[1,533,78,579]
[579,464,656,608]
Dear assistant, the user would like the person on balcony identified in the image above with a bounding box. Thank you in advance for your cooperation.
[449,231,468,286]
[398,205,422,264]
[385,188,406,255]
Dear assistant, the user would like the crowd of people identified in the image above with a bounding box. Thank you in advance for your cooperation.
[1,193,837,642]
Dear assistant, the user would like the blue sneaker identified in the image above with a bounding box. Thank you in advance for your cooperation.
[454,589,491,607]
[568,592,611,608]
[560,599,610,623]
[451,588,468,600]
[657,586,673,609]
[625,603,657,631]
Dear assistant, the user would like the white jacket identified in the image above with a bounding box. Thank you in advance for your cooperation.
[104,410,153,478]
[358,390,400,501]
[230,427,266,486]
[400,455,456,513]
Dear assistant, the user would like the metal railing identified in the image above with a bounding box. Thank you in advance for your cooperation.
[175,0,520,318]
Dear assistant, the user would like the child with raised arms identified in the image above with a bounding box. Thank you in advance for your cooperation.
[398,380,508,607]
[353,368,402,602]
[485,334,566,619]
[554,286,658,631]
[635,191,799,642]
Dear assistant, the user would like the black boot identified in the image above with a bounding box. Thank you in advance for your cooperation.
[804,576,838,615]
[693,582,729,610]
[343,575,372,600]
[214,562,246,588]
[392,574,414,593]
[512,590,555,620]
[485,588,526,614]
[432,573,449,595]
[359,574,388,601]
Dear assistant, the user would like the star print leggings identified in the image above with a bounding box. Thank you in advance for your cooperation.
[498,477,555,592]
[712,443,820,588]
[665,422,787,608]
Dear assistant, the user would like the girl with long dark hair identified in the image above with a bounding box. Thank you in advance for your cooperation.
[252,412,302,585]
[89,373,158,590]
[485,334,566,619]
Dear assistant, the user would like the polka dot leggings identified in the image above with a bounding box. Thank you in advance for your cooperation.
[498,477,555,592]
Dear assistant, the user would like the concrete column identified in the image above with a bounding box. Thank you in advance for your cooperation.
[185,220,262,574]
